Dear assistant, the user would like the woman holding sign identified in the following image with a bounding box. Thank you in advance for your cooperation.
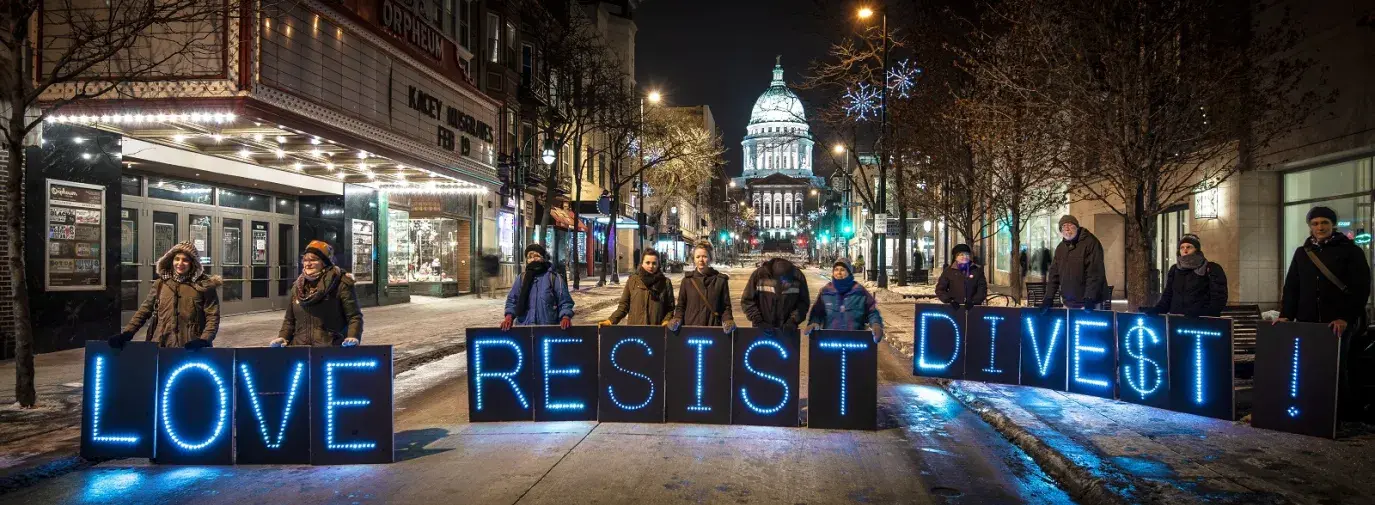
[668,241,736,333]
[1144,234,1227,317]
[501,243,575,330]
[804,259,884,342]
[111,241,221,349]
[935,244,987,309]
[600,248,675,327]
[269,240,364,347]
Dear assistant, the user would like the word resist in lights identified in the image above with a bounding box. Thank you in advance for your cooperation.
[542,338,586,411]
[981,315,1005,374]
[160,362,229,451]
[686,338,714,412]
[1025,317,1064,377]
[741,340,790,415]
[324,360,379,451]
[818,341,867,416]
[472,339,530,411]
[1176,327,1223,405]
[1289,338,1301,418]
[608,339,656,410]
[91,356,139,445]
[917,312,961,371]
[1072,319,1111,388]
[239,362,305,449]
[1123,319,1165,398]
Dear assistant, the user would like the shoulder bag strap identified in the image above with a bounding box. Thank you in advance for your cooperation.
[1305,248,1349,293]
[691,277,719,319]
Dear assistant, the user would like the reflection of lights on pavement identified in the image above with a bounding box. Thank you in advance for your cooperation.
[83,470,144,501]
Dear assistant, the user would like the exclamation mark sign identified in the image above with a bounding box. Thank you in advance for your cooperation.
[1287,337,1300,418]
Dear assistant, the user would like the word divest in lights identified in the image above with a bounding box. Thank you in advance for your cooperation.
[465,328,535,422]
[1168,315,1233,420]
[235,347,311,464]
[82,342,158,460]
[155,348,235,465]
[732,328,801,427]
[599,327,666,423]
[310,346,393,465]
[665,327,733,425]
[1115,314,1170,409]
[912,304,965,380]
[809,330,879,430]
[1018,308,1069,390]
[1253,322,1341,439]
[536,327,598,422]
[1068,311,1116,400]
[965,307,1024,386]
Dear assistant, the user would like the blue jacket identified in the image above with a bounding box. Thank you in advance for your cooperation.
[505,271,575,325]
[807,282,883,330]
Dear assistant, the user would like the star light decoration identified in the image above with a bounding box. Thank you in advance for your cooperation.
[844,59,922,122]
[887,60,921,99]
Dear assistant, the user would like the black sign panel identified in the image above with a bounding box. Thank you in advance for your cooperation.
[965,307,1023,385]
[1067,310,1117,399]
[533,326,599,421]
[666,326,733,424]
[1020,308,1069,390]
[912,304,966,379]
[598,326,666,423]
[310,346,394,465]
[1254,322,1340,438]
[808,330,877,430]
[154,348,235,465]
[465,327,535,422]
[1167,316,1234,420]
[81,341,157,460]
[1115,313,1171,409]
[234,347,311,464]
[732,328,800,427]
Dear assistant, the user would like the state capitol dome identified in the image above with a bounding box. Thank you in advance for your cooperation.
[749,65,808,125]
[741,57,815,180]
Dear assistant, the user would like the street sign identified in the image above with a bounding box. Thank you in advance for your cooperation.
[310,346,394,465]
[1167,315,1234,420]
[81,341,158,460]
[913,304,966,379]
[1116,312,1171,409]
[1254,322,1340,438]
[966,307,1023,385]
[1021,308,1069,391]
[155,347,236,465]
[235,347,312,464]
[1067,310,1117,399]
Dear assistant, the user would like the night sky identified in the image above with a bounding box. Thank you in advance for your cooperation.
[635,0,837,177]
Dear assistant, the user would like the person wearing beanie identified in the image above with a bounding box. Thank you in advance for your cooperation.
[501,241,575,330]
[936,244,988,309]
[112,241,222,349]
[805,259,884,343]
[601,248,675,327]
[741,256,811,330]
[668,241,736,334]
[1042,214,1108,310]
[271,240,364,347]
[1144,234,1228,317]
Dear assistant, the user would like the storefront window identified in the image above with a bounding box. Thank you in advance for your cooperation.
[1282,157,1375,282]
[275,197,296,215]
[498,211,515,262]
[407,218,458,283]
[388,209,411,285]
[220,188,272,212]
[120,175,141,196]
[147,177,212,205]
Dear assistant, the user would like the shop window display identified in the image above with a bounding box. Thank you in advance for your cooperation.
[388,209,411,285]
[406,218,459,283]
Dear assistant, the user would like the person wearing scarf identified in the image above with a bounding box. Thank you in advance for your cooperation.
[668,241,736,333]
[601,248,675,326]
[805,259,884,343]
[112,241,222,349]
[1145,234,1228,318]
[936,244,988,309]
[501,243,575,330]
[269,240,363,347]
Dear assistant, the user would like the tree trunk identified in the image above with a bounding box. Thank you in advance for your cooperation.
[8,137,35,407]
[571,134,583,289]
[1123,209,1160,310]
[896,161,908,286]
[602,164,618,286]
[1010,207,1024,305]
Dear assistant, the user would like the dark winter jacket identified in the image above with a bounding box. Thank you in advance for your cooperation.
[610,270,675,325]
[674,267,735,327]
[1281,233,1372,325]
[124,241,222,347]
[935,263,988,306]
[278,266,364,346]
[1151,263,1228,317]
[504,269,576,325]
[1045,228,1109,308]
[807,282,882,330]
[741,258,811,329]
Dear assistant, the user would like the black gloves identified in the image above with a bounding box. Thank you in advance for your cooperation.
[184,338,212,350]
[947,301,960,310]
[108,331,135,349]
[963,302,975,310]
[1081,300,1099,311]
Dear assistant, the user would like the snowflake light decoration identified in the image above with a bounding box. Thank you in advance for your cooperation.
[843,82,882,122]
[887,59,922,99]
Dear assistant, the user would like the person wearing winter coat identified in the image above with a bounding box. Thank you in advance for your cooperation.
[668,241,736,333]
[805,260,883,343]
[501,243,575,330]
[1042,215,1109,310]
[111,241,221,349]
[741,257,811,330]
[1144,234,1228,317]
[270,240,364,347]
[936,244,988,309]
[601,248,675,326]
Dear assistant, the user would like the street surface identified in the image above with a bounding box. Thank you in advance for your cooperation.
[0,267,1073,504]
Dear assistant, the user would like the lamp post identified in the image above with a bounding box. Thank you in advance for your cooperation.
[636,90,663,262]
[858,5,888,288]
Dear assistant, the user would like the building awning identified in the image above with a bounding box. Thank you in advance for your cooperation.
[550,208,589,232]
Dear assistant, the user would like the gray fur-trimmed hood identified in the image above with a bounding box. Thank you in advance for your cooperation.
[156,241,223,287]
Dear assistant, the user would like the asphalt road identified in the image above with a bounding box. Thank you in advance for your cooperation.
[0,266,1074,505]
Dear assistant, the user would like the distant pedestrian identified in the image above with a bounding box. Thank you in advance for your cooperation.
[270,240,364,347]
[805,259,883,343]
[501,243,574,330]
[936,244,988,309]
[741,257,810,330]
[478,252,501,298]
[1143,234,1227,317]
[854,255,866,280]
[1036,243,1051,279]
[1042,215,1108,310]
[601,248,675,326]
[112,241,221,349]
[668,241,736,333]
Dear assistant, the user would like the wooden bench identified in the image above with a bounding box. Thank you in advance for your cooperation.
[1221,304,1262,353]
[1025,282,1113,310]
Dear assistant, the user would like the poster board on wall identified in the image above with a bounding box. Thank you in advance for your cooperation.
[352,219,375,284]
[46,179,105,290]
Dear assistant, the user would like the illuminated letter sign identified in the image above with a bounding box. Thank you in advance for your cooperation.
[1020,308,1068,390]
[155,348,235,464]
[1115,313,1170,409]
[311,346,394,464]
[81,341,157,460]
[1253,322,1340,438]
[1068,310,1116,399]
[598,326,665,423]
[534,326,598,422]
[966,307,1022,385]
[235,347,311,464]
[912,304,966,379]
[1167,316,1233,420]
[666,327,733,424]
[465,328,535,422]
[733,328,800,427]
[808,330,877,430]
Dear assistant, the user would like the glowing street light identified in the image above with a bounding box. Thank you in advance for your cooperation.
[647,91,662,104]
[833,144,846,154]
[857,7,875,19]
[541,148,556,166]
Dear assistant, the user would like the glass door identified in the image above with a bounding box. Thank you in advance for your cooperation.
[119,206,145,325]
[248,220,272,310]
[219,214,248,313]
[276,222,296,309]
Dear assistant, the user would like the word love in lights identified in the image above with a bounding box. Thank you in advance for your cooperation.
[81,342,393,465]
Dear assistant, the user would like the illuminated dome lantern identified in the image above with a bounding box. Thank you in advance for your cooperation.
[741,56,815,179]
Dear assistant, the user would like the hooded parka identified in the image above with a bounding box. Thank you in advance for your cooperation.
[123,241,222,347]
[610,269,675,325]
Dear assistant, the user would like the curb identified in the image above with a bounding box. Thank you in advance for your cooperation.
[0,455,92,496]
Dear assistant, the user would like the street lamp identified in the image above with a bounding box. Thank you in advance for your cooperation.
[858,4,889,288]
[832,144,845,154]
[541,148,556,166]
[648,91,662,104]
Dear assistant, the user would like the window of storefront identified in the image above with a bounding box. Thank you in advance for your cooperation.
[388,209,411,285]
[219,188,272,212]
[994,206,1068,280]
[1283,156,1374,281]
[407,218,458,283]
[147,177,212,205]
[121,175,141,196]
[1157,205,1190,291]
[498,211,515,262]
[275,196,296,215]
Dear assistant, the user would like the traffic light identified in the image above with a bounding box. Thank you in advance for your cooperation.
[842,224,854,238]
[720,231,729,243]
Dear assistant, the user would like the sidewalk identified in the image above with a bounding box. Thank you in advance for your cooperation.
[871,288,1375,505]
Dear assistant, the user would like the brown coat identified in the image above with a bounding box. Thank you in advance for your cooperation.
[278,267,364,346]
[609,271,675,325]
[123,242,222,347]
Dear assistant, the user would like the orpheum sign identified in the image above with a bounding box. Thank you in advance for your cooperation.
[378,0,444,61]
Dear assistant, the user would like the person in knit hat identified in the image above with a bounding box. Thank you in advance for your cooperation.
[805,259,884,343]
[936,244,987,309]
[270,240,364,347]
[112,241,222,349]
[1144,234,1228,317]
[1042,214,1108,310]
[501,242,574,330]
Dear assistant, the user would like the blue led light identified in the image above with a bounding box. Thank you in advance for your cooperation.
[238,362,304,449]
[917,312,961,371]
[90,355,139,445]
[1025,316,1064,377]
[740,339,790,415]
[1288,337,1300,418]
[541,337,585,411]
[818,341,867,416]
[1176,327,1223,405]
[159,362,229,451]
[686,338,714,412]
[1072,319,1111,388]
[472,338,530,411]
[981,315,1005,374]
[324,360,379,451]
[1122,318,1164,399]
[607,338,655,410]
